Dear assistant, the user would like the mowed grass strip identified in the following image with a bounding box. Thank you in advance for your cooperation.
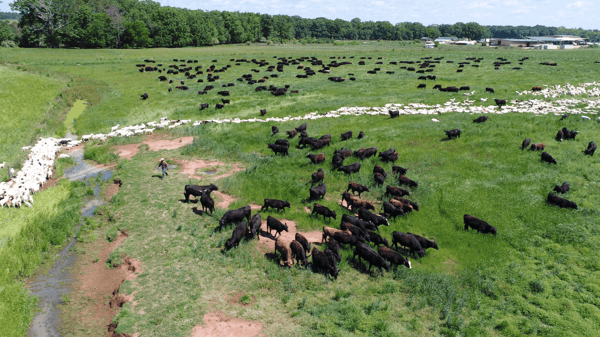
[95,109,600,336]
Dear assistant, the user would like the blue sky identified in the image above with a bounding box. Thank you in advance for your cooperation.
[2,0,598,30]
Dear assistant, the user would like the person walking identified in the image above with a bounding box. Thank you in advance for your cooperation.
[158,158,168,180]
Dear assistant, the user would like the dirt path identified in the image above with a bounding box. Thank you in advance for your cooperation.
[257,219,322,258]
[177,159,243,181]
[113,137,194,159]
[189,311,265,337]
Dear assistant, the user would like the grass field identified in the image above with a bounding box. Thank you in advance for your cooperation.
[1,43,600,336]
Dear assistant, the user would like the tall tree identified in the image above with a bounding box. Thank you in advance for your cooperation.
[11,0,75,47]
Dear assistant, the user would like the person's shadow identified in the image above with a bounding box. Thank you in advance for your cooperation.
[151,174,163,179]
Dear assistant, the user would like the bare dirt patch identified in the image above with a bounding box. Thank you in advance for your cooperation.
[189,311,265,337]
[304,206,311,214]
[67,143,84,155]
[229,292,255,307]
[214,191,237,209]
[113,144,141,159]
[177,159,243,181]
[144,136,194,151]
[106,182,120,200]
[257,219,322,258]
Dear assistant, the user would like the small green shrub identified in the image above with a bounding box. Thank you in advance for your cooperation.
[530,279,546,293]
[106,251,123,268]
[106,227,118,242]
[84,144,118,165]
[239,294,252,304]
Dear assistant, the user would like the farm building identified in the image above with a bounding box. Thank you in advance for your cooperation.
[434,37,458,44]
[424,42,436,48]
[491,35,587,48]
[420,37,433,42]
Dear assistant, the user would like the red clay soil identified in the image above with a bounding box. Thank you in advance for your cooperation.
[229,292,255,307]
[257,219,322,259]
[177,159,243,181]
[211,190,260,210]
[144,136,194,151]
[113,144,141,159]
[106,182,120,200]
[189,311,265,337]
[39,176,60,191]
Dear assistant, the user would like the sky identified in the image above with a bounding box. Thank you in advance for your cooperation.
[1,0,598,30]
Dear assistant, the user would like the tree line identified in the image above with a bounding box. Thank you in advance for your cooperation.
[1,1,598,48]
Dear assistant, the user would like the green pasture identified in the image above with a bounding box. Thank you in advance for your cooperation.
[92,108,600,336]
[63,99,87,132]
[1,44,600,139]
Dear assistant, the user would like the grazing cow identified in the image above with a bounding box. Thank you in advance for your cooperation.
[200,191,215,214]
[260,109,267,116]
[541,152,557,165]
[225,222,248,250]
[521,138,531,150]
[332,154,344,169]
[392,165,408,175]
[297,137,317,149]
[217,90,230,96]
[184,184,219,202]
[221,99,230,104]
[219,206,252,227]
[459,86,470,91]
[168,87,172,92]
[473,116,488,123]
[342,214,376,232]
[393,196,419,211]
[354,242,390,274]
[547,193,578,210]
[311,168,324,186]
[338,162,361,174]
[275,237,293,267]
[286,130,298,138]
[341,131,353,141]
[486,87,495,93]
[385,185,410,198]
[374,172,385,185]
[216,103,224,109]
[563,128,578,140]
[295,233,311,253]
[266,216,289,237]
[312,247,338,279]
[141,93,148,100]
[433,84,442,90]
[327,238,341,262]
[494,99,507,107]
[354,147,378,160]
[382,201,405,219]
[198,90,207,95]
[530,143,545,151]
[560,114,569,121]
[322,226,351,242]
[333,231,365,247]
[262,199,291,212]
[295,123,307,132]
[309,139,328,150]
[398,175,418,188]
[334,147,352,159]
[306,153,326,164]
[392,231,424,258]
[407,233,439,251]
[358,207,389,227]
[342,192,375,212]
[378,148,395,160]
[246,214,261,240]
[268,144,289,156]
[310,183,327,200]
[341,222,370,241]
[358,131,364,139]
[312,203,336,221]
[319,133,332,141]
[417,84,426,89]
[378,246,411,269]
[445,129,461,139]
[463,214,497,235]
[389,199,413,214]
[275,139,290,147]
[553,182,570,194]
[290,240,309,266]
[368,230,389,247]
[532,86,543,91]
[389,110,400,118]
[584,141,597,156]
[272,126,279,135]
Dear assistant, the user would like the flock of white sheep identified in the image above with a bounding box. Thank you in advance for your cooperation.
[2,82,599,209]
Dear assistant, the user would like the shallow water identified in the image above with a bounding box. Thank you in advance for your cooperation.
[27,150,112,337]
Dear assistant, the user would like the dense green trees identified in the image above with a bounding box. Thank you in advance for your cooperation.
[4,0,599,48]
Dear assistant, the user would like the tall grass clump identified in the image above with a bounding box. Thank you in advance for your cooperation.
[84,143,119,165]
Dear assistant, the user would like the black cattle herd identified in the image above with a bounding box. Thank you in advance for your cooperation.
[136,55,566,113]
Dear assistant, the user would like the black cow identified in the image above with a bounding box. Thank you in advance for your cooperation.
[260,109,267,116]
[345,182,369,197]
[141,93,148,100]
[267,144,289,156]
[378,246,411,269]
[553,182,570,194]
[311,203,336,221]
[368,230,389,247]
[309,183,327,200]
[341,131,353,141]
[547,193,578,210]
[407,233,439,251]
[290,241,309,266]
[392,165,408,175]
[389,110,400,118]
[560,114,569,121]
[200,103,209,110]
[393,196,419,211]
[219,206,251,227]
[445,129,461,139]
[354,242,390,274]
[261,199,291,212]
[295,233,311,253]
[184,184,219,202]
[398,175,418,188]
[216,103,224,109]
[246,214,261,240]
[200,191,215,214]
[222,99,230,104]
[385,185,410,198]
[332,154,344,169]
[272,126,279,135]
[382,201,405,219]
[266,216,289,237]
[341,214,376,232]
[541,152,557,165]
[584,141,597,156]
[374,172,386,185]
[275,139,290,147]
[341,222,370,241]
[332,231,365,246]
[295,123,307,132]
[338,162,361,174]
[486,87,495,93]
[225,221,248,250]
[311,168,324,186]
[392,231,424,258]
[312,247,338,279]
[473,116,488,123]
[521,138,531,150]
[358,131,364,139]
[417,84,426,89]
[327,238,341,262]
[463,214,497,235]
[358,207,389,227]
[494,99,506,107]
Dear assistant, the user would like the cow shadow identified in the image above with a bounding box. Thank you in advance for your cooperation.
[192,207,203,216]
[440,138,454,142]
[180,198,198,204]
[259,231,277,241]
